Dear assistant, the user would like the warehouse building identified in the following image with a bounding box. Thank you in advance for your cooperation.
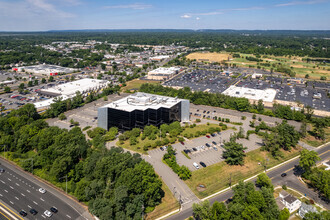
[222,85,277,103]
[15,64,76,76]
[34,78,109,109]
[98,92,190,130]
[147,67,181,80]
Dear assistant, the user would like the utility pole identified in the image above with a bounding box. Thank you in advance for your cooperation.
[229,173,232,188]
[1,145,6,159]
[59,175,68,194]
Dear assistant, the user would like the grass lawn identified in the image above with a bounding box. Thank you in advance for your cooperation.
[185,146,303,199]
[146,179,179,220]
[301,127,330,147]
[121,79,161,92]
[274,187,302,199]
[117,123,223,154]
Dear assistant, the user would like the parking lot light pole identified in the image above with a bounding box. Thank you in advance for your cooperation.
[59,175,68,194]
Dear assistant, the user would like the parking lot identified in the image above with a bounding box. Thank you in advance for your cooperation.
[47,93,129,130]
[163,69,330,111]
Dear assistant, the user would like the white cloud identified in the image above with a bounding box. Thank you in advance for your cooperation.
[275,0,327,7]
[181,14,191,18]
[104,3,152,10]
[26,0,74,17]
[196,17,200,20]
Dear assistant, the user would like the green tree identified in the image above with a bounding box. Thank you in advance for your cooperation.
[49,76,54,82]
[222,140,247,165]
[58,113,67,120]
[299,149,320,174]
[41,78,46,83]
[4,86,11,93]
[278,208,290,220]
[256,173,273,191]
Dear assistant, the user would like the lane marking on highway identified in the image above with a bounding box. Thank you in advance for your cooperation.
[0,194,2,197]
[4,190,8,193]
[42,215,46,218]
[0,180,5,184]
[14,197,19,200]
[28,205,31,209]
[9,201,13,205]
[0,201,24,220]
[21,193,25,197]
[26,190,30,193]
[15,183,20,186]
[40,198,44,202]
[0,210,11,220]
[7,178,11,181]
[66,215,71,218]
[9,186,14,190]
[33,201,38,205]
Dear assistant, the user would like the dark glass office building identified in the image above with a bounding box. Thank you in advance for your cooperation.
[98,93,189,130]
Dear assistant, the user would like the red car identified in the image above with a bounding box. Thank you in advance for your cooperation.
[206,135,210,138]
[180,141,185,145]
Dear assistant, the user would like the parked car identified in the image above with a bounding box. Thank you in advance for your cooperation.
[212,141,217,145]
[206,135,210,138]
[213,146,218,151]
[200,162,207,167]
[205,143,210,147]
[281,173,287,177]
[180,141,185,145]
[211,133,216,137]
[193,162,200,169]
[192,148,197,151]
[160,147,164,151]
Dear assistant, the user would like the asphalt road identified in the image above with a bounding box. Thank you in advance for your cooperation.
[167,144,330,220]
[0,158,92,220]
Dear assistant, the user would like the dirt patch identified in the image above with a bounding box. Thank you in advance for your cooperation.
[187,52,232,63]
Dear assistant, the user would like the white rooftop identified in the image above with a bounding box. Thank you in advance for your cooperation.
[102,92,183,112]
[222,85,277,102]
[40,78,109,96]
[34,95,70,109]
[148,67,181,75]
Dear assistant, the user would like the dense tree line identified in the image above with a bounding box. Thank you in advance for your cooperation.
[0,104,163,219]
[1,30,329,58]
[192,181,283,220]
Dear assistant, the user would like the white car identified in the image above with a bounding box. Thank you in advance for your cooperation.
[44,210,52,218]
[39,188,46,194]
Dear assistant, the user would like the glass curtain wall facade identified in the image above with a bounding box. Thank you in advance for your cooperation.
[106,102,181,130]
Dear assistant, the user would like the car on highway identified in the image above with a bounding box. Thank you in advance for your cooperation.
[50,207,58,213]
[281,173,287,177]
[200,162,207,167]
[30,209,38,215]
[0,168,5,173]
[44,210,53,218]
[39,188,46,194]
[19,210,27,217]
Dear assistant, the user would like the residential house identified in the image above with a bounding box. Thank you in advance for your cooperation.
[298,203,317,218]
[279,191,302,213]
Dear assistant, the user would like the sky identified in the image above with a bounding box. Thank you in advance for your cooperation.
[0,0,329,31]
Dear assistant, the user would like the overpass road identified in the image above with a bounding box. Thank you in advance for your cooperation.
[0,158,93,220]
[167,144,330,220]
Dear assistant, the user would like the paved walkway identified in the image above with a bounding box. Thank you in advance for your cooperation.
[298,141,316,151]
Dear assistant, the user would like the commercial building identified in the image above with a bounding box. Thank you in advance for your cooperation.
[34,78,109,109]
[222,85,277,103]
[15,64,76,76]
[147,67,181,80]
[98,92,190,130]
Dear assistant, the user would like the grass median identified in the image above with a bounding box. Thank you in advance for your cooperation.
[184,146,303,199]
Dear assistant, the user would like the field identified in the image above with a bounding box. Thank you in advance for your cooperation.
[185,146,303,199]
[121,79,161,92]
[146,179,179,220]
[186,52,232,63]
[188,51,330,80]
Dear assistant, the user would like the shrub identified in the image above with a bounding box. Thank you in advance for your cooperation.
[282,185,287,190]
[241,116,246,120]
[178,137,184,142]
[252,114,256,119]
[58,113,67,120]
[258,117,262,121]
[195,118,201,123]
[83,126,92,131]
[218,117,222,121]
[207,122,210,126]
[225,118,230,123]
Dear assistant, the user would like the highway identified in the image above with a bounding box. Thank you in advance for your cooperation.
[0,158,93,220]
[167,144,330,220]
